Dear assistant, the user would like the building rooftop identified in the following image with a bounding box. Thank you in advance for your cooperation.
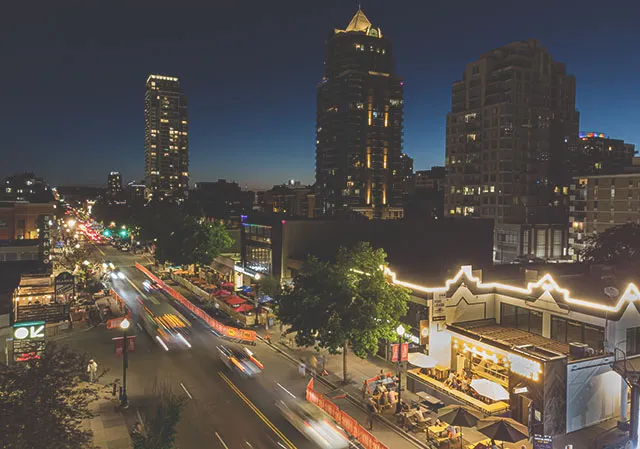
[450,319,569,361]
[345,9,371,32]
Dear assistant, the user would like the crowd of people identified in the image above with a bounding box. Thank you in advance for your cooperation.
[442,371,495,404]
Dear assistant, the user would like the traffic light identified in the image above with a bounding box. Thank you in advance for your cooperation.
[119,229,128,238]
[103,229,112,237]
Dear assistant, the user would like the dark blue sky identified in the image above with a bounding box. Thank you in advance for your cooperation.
[2,0,639,189]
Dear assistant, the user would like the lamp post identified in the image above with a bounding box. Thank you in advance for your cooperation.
[120,318,130,408]
[395,324,405,414]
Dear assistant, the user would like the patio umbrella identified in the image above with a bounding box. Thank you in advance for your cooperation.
[221,282,235,289]
[213,289,231,297]
[235,303,255,313]
[476,417,528,448]
[408,353,438,369]
[470,378,510,401]
[224,296,247,306]
[438,405,484,449]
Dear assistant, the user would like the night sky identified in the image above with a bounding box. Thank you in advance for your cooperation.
[2,0,639,189]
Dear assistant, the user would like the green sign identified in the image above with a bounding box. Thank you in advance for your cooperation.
[13,321,46,340]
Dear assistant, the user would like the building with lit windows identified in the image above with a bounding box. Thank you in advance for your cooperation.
[388,263,639,437]
[106,171,123,202]
[569,172,640,259]
[144,75,189,200]
[315,8,406,219]
[444,39,579,225]
[568,132,635,176]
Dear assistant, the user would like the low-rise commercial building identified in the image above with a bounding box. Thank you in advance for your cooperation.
[390,263,638,437]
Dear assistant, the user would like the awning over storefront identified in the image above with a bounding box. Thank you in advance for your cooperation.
[211,262,232,275]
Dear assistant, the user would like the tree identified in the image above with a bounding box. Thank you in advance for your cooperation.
[256,275,281,299]
[276,242,409,383]
[133,382,186,449]
[155,218,234,267]
[580,223,640,268]
[0,343,100,449]
[56,244,99,273]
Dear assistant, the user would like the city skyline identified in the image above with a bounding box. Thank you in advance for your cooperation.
[2,1,639,188]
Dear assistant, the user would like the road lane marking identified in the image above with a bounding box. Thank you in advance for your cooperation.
[179,382,193,399]
[276,383,296,399]
[215,432,229,449]
[136,323,143,331]
[218,371,296,449]
[125,278,159,305]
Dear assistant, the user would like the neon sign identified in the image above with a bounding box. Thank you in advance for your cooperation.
[13,321,45,340]
[579,132,605,139]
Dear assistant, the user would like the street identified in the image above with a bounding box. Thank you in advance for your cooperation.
[68,245,318,449]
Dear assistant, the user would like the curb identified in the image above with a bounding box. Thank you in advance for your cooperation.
[256,334,432,449]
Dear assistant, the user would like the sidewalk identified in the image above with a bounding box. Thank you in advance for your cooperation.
[82,393,133,449]
[261,325,537,449]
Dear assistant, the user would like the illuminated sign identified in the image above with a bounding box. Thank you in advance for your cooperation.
[579,132,605,139]
[513,386,528,394]
[508,353,542,381]
[13,321,46,340]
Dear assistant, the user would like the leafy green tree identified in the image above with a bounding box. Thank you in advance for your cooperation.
[276,242,409,383]
[580,223,640,267]
[155,218,234,267]
[133,382,186,449]
[256,275,281,299]
[0,343,100,449]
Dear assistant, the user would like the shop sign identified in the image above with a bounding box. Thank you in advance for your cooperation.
[513,386,528,395]
[508,353,542,381]
[38,214,52,266]
[533,434,552,449]
[432,293,446,321]
[55,272,75,300]
[13,321,45,340]
[419,320,429,345]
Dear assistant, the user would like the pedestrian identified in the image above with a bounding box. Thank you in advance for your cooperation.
[298,360,306,378]
[366,397,378,430]
[310,355,318,377]
[87,359,98,383]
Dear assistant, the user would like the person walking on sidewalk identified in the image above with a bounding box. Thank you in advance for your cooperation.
[366,397,378,430]
[87,359,98,383]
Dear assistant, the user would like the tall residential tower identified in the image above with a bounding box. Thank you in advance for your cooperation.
[444,39,579,225]
[316,9,405,219]
[144,75,189,200]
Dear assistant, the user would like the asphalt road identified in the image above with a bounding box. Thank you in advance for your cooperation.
[87,245,319,449]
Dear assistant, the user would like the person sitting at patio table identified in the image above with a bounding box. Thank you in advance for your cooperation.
[387,388,398,406]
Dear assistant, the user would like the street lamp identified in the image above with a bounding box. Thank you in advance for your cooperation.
[395,324,405,414]
[120,318,130,408]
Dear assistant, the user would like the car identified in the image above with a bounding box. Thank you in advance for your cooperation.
[275,397,349,449]
[142,280,158,292]
[217,345,263,377]
[112,270,126,280]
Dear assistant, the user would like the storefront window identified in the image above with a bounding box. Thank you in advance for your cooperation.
[501,303,542,335]
[551,316,567,342]
[516,307,529,331]
[501,303,516,327]
[529,310,543,336]
[627,327,640,356]
[584,325,604,353]
[566,320,583,344]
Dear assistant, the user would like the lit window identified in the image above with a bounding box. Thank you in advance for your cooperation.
[467,133,477,142]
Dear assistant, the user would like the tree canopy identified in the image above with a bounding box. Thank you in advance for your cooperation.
[155,218,234,267]
[580,223,640,268]
[0,343,99,449]
[276,242,409,382]
[133,382,186,449]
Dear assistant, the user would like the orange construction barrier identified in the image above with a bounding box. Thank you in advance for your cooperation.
[135,263,256,344]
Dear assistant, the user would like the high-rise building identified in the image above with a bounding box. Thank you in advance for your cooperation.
[145,75,189,200]
[107,172,122,200]
[568,132,635,176]
[415,166,446,191]
[316,9,405,219]
[444,39,579,225]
